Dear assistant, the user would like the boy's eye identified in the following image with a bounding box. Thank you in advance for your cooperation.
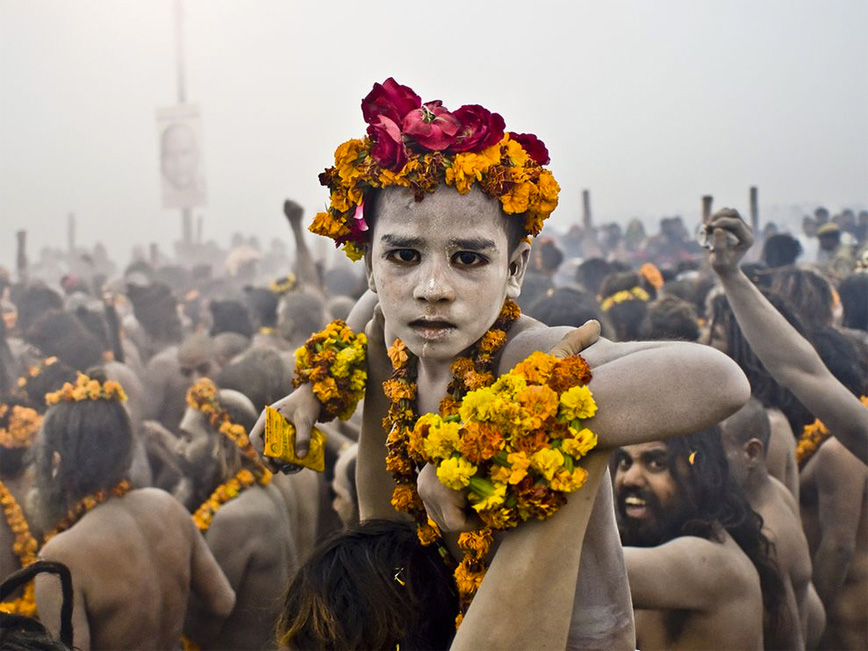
[385,249,420,264]
[452,251,487,267]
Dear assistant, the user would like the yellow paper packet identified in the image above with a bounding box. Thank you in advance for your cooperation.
[263,406,326,472]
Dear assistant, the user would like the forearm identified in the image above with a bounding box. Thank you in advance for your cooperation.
[289,222,320,290]
[451,451,609,650]
[357,383,400,521]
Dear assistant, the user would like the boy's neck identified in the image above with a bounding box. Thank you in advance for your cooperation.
[416,357,457,414]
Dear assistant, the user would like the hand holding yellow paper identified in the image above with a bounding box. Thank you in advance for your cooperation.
[263,406,326,472]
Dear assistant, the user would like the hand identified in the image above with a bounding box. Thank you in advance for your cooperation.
[283,199,304,228]
[364,304,391,384]
[249,383,320,474]
[549,319,601,359]
[706,208,754,277]
[418,463,480,533]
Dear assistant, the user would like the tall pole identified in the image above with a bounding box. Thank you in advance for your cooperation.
[67,212,76,254]
[175,0,192,248]
[749,186,759,234]
[582,189,592,231]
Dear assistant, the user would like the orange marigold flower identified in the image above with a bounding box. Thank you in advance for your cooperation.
[511,429,549,455]
[458,422,504,464]
[382,378,416,402]
[454,558,486,596]
[417,519,441,546]
[390,484,421,513]
[479,329,507,354]
[517,384,560,429]
[458,527,493,558]
[511,351,557,385]
[547,355,592,393]
[478,506,520,530]
[387,339,409,369]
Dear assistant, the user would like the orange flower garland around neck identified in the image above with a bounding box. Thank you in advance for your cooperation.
[186,379,272,532]
[311,78,560,260]
[0,481,39,616]
[383,299,600,626]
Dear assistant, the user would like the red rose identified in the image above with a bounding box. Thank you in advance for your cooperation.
[361,78,421,127]
[402,101,461,151]
[509,132,550,165]
[451,105,505,152]
[368,115,407,170]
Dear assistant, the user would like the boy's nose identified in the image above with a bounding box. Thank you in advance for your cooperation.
[413,263,455,302]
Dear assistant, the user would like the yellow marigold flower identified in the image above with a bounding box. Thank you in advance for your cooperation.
[391,484,420,513]
[549,466,588,492]
[309,211,349,239]
[332,347,359,378]
[534,170,560,214]
[313,377,340,403]
[457,527,493,558]
[423,421,461,461]
[562,427,598,459]
[458,386,497,423]
[71,387,87,401]
[559,385,598,421]
[436,456,477,490]
[349,369,366,392]
[343,242,364,262]
[417,519,441,546]
[510,351,556,385]
[505,451,531,484]
[334,139,365,184]
[500,181,532,215]
[468,479,507,511]
[503,137,529,167]
[387,339,409,369]
[530,447,565,481]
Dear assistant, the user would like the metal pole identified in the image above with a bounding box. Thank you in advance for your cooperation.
[582,189,592,231]
[702,195,713,222]
[67,212,76,254]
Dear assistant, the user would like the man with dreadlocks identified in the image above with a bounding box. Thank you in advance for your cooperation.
[614,427,787,649]
[181,379,296,650]
[32,372,235,650]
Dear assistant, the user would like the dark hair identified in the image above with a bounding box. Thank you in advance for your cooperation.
[278,520,458,650]
[217,346,292,410]
[576,258,618,296]
[599,271,653,341]
[127,283,182,344]
[665,428,786,643]
[209,300,254,338]
[244,287,279,329]
[839,273,868,331]
[0,561,74,650]
[641,295,700,341]
[525,287,607,330]
[13,284,63,336]
[17,358,77,414]
[770,268,833,329]
[26,310,104,372]
[37,389,133,510]
[761,234,802,268]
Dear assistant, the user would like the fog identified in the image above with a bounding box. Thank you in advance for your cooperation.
[1,0,866,269]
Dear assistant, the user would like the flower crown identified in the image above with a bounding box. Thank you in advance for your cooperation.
[600,287,651,312]
[45,373,128,406]
[186,378,263,467]
[312,78,561,260]
[269,273,297,295]
[0,403,42,449]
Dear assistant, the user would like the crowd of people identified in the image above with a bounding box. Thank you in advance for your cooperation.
[1,78,867,651]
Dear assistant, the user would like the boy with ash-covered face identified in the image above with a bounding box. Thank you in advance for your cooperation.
[252,78,750,649]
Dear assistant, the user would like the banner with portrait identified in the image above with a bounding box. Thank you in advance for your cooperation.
[156,104,208,209]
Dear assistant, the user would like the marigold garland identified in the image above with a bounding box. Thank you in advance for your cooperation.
[385,299,599,625]
[312,78,560,260]
[43,479,132,544]
[186,379,273,531]
[0,404,42,449]
[269,273,297,295]
[0,480,39,617]
[600,286,651,312]
[293,320,367,421]
[17,356,59,389]
[797,396,868,469]
[44,373,127,406]
[192,468,271,532]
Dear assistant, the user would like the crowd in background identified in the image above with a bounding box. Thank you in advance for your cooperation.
[0,198,866,649]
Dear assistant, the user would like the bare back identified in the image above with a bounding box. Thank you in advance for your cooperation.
[36,488,224,650]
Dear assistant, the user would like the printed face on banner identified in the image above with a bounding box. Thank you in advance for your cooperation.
[156,105,208,209]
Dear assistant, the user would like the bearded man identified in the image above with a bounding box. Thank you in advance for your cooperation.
[33,372,235,650]
[253,78,750,649]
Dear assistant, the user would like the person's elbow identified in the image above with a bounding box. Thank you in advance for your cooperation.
[213,585,236,619]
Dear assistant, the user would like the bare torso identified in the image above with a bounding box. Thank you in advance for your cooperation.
[200,482,296,650]
[36,488,213,650]
[765,407,799,500]
[800,438,868,650]
[634,534,763,650]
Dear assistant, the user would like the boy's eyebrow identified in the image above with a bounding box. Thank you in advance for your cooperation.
[380,234,423,248]
[449,237,497,251]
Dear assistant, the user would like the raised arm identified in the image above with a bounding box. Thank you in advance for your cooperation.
[707,209,868,464]
[283,199,321,293]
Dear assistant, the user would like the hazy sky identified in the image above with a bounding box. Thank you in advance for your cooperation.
[1,0,866,269]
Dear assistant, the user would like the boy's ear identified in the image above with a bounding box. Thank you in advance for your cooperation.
[506,242,532,299]
[364,247,377,294]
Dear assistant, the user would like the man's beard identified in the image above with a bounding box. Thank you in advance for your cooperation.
[616,486,697,547]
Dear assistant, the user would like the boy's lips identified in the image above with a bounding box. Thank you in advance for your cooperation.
[410,318,456,339]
